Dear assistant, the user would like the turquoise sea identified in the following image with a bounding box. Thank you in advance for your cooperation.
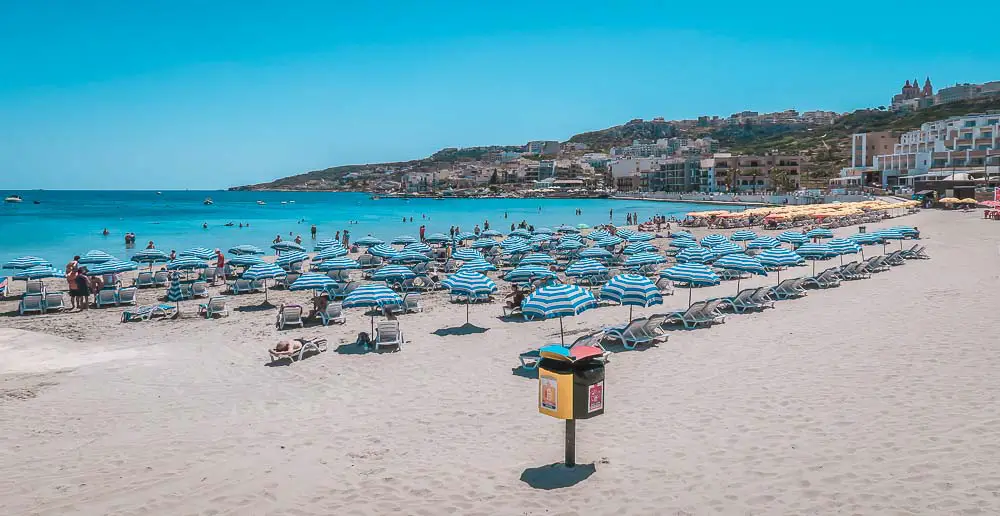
[0,191,737,265]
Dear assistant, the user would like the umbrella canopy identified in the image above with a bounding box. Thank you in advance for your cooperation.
[586,229,611,241]
[452,248,484,261]
[556,239,585,251]
[533,227,554,234]
[828,238,861,255]
[180,247,216,260]
[86,259,138,275]
[757,248,805,268]
[78,250,115,264]
[403,242,432,253]
[372,265,416,281]
[623,242,656,255]
[368,244,398,258]
[700,234,730,247]
[600,274,663,318]
[559,233,583,241]
[480,229,503,237]
[777,231,808,246]
[457,259,497,273]
[13,265,64,280]
[454,232,476,241]
[593,235,624,247]
[391,235,418,245]
[313,239,340,251]
[529,234,552,244]
[796,242,837,259]
[314,246,348,261]
[730,230,758,241]
[166,257,207,270]
[714,253,767,276]
[242,263,287,280]
[423,233,450,243]
[228,255,266,267]
[288,273,337,291]
[502,242,532,255]
[500,236,528,249]
[389,250,432,263]
[676,247,716,264]
[343,283,402,308]
[565,258,609,278]
[353,236,384,247]
[519,253,556,266]
[711,242,744,257]
[509,229,532,238]
[876,228,906,240]
[747,236,781,250]
[271,241,306,252]
[130,249,169,264]
[669,237,700,249]
[849,233,882,245]
[4,256,52,269]
[660,263,721,285]
[442,270,497,296]
[166,272,184,302]
[624,252,667,267]
[554,224,579,233]
[805,228,834,240]
[622,232,654,242]
[578,247,613,260]
[313,257,360,271]
[670,231,695,239]
[504,265,558,283]
[229,244,265,255]
[471,238,499,249]
[892,226,919,237]
[274,251,309,267]
[521,284,597,344]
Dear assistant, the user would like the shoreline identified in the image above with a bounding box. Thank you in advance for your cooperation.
[610,195,774,207]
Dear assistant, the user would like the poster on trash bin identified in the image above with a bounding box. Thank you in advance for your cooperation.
[540,375,558,411]
[588,381,604,413]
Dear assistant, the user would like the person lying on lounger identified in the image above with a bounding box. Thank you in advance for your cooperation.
[271,336,326,357]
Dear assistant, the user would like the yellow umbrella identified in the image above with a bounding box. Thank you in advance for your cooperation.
[959,198,979,204]
[939,197,960,203]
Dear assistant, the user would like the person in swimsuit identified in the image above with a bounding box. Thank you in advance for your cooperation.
[66,266,79,309]
[73,268,91,310]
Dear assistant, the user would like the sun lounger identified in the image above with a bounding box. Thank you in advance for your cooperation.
[276,304,304,330]
[320,302,346,325]
[19,294,45,315]
[152,271,169,287]
[393,278,417,292]
[95,288,118,308]
[374,321,404,351]
[402,292,424,313]
[663,299,726,329]
[121,304,177,323]
[603,318,661,350]
[228,278,254,294]
[279,272,300,289]
[25,280,45,296]
[861,256,889,273]
[117,286,138,305]
[804,268,841,289]
[719,287,775,312]
[0,277,8,297]
[655,277,675,296]
[43,291,66,312]
[884,250,905,266]
[198,296,230,319]
[201,267,216,282]
[268,336,328,364]
[902,245,929,260]
[134,271,155,288]
[190,281,210,298]
[769,278,808,300]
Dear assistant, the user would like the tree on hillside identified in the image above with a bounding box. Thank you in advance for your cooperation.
[489,170,499,185]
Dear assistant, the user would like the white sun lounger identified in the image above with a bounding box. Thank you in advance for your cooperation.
[198,296,230,319]
[19,294,45,315]
[374,321,404,351]
[320,302,346,325]
[276,304,304,330]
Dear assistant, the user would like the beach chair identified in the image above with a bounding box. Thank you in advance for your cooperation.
[320,302,346,325]
[902,245,930,260]
[121,304,177,323]
[502,301,524,318]
[102,273,121,288]
[95,288,119,308]
[228,279,252,294]
[152,271,169,287]
[884,251,905,266]
[117,286,138,305]
[663,300,726,329]
[402,292,424,313]
[43,291,66,313]
[393,278,417,292]
[197,296,230,319]
[0,277,7,298]
[190,281,210,298]
[19,294,45,315]
[718,288,760,313]
[374,321,404,351]
[603,318,657,350]
[276,304,304,330]
[134,271,155,288]
[442,259,458,273]
[411,262,429,275]
[200,267,216,282]
[25,280,45,296]
[747,287,776,310]
[769,278,807,300]
[268,336,328,364]
[861,256,889,273]
[280,272,300,289]
[250,279,266,292]
[804,268,841,289]
[655,277,675,296]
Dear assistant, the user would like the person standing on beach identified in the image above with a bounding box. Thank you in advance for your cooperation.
[335,230,341,242]
[419,225,426,241]
[66,266,79,310]
[73,268,90,310]
[213,249,225,285]
[311,225,317,238]
[343,229,350,247]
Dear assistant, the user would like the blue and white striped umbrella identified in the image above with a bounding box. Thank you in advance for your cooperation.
[731,230,758,242]
[442,271,498,322]
[403,242,432,253]
[747,236,781,250]
[670,231,694,239]
[711,242,744,257]
[166,273,184,303]
[289,273,336,291]
[228,255,266,267]
[521,284,597,343]
[13,265,64,280]
[849,233,882,245]
[520,253,556,266]
[660,262,721,305]
[796,242,837,274]
[623,242,656,255]
[271,241,306,252]
[502,242,532,255]
[314,246,348,261]
[529,234,552,244]
[600,274,663,319]
[827,238,861,259]
[453,248,484,261]
[892,226,919,237]
[389,250,432,263]
[86,259,138,275]
[616,228,638,239]
[353,236,384,246]
[130,249,169,264]
[593,235,624,247]
[713,253,767,293]
[78,250,115,264]
[777,231,808,246]
[243,263,286,280]
[676,246,716,264]
[557,239,585,251]
[180,247,215,260]
[578,247,613,260]
[457,259,497,273]
[624,252,667,267]
[4,256,52,269]
[805,228,834,240]
[876,228,907,251]
[275,251,309,267]
[559,233,583,241]
[565,258,609,278]
[480,229,503,237]
[314,257,360,271]
[623,232,654,242]
[455,232,477,241]
[504,265,557,283]
[229,244,265,255]
[368,244,398,258]
[757,248,805,268]
[166,257,207,270]
[343,283,404,333]
[669,237,700,249]
[509,229,532,238]
[500,236,528,249]
[471,238,499,249]
[701,234,730,247]
[586,229,611,241]
[391,235,418,245]
[423,233,449,243]
[533,227,554,234]
[313,239,340,251]
[372,265,416,281]
[554,224,579,233]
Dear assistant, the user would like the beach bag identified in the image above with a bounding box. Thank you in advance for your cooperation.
[357,332,371,347]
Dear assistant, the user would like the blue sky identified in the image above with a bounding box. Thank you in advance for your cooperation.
[1,1,997,190]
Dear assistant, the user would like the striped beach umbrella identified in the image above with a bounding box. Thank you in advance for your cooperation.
[271,241,306,253]
[504,265,557,283]
[616,228,638,239]
[828,238,862,264]
[313,257,360,271]
[600,273,663,320]
[876,228,906,252]
[554,224,579,233]
[660,262,721,306]
[777,231,808,247]
[471,238,499,249]
[353,236,384,247]
[166,257,207,270]
[180,247,215,260]
[457,259,497,273]
[711,242,744,258]
[849,233,882,246]
[670,231,694,239]
[805,228,834,240]
[78,250,115,264]
[130,249,169,265]
[289,273,336,292]
[166,272,185,303]
[556,239,585,252]
[86,259,138,275]
[757,248,804,283]
[275,251,309,268]
[368,244,398,258]
[228,255,266,267]
[521,284,597,344]
[502,242,532,255]
[391,235,418,245]
[731,230,758,242]
[389,250,432,264]
[565,258,609,278]
[578,247,613,261]
[529,234,552,244]
[343,283,404,334]
[442,271,498,322]
[559,233,583,242]
[424,233,450,244]
[509,228,532,238]
[453,248,484,262]
[593,235,624,247]
[796,242,838,275]
[520,253,556,266]
[403,242,432,253]
[242,263,286,303]
[4,256,52,270]
[13,265,64,280]
[713,253,767,293]
[500,236,528,249]
[587,229,611,241]
[624,252,666,268]
[480,229,503,237]
[314,245,348,261]
[892,226,919,237]
[669,237,700,249]
[313,239,340,251]
[747,236,781,250]
[372,265,416,282]
[229,244,265,255]
[454,232,476,241]
[701,234,730,247]
[623,242,656,255]
[677,246,716,264]
[623,232,654,242]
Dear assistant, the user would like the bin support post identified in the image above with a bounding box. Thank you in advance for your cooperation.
[565,419,576,468]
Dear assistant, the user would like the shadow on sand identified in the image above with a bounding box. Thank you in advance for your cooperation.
[432,323,489,337]
[520,463,596,490]
[235,302,277,313]
[511,366,538,379]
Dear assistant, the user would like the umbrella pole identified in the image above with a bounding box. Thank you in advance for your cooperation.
[466,298,471,323]
[688,287,692,307]
[776,268,781,285]
[559,317,565,345]
[736,276,741,295]
[629,305,633,322]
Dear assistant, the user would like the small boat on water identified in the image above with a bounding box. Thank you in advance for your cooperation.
[256,200,266,205]
[4,195,22,203]
[203,197,214,205]
[156,191,162,195]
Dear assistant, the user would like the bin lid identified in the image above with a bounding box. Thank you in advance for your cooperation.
[569,346,604,360]
[539,345,573,361]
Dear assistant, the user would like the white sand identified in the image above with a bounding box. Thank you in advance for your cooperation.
[2,209,1000,515]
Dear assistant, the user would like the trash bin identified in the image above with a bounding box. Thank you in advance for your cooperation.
[858,225,867,234]
[538,356,574,420]
[538,345,605,420]
[572,359,605,419]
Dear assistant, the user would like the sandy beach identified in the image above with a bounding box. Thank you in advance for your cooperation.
[2,208,999,515]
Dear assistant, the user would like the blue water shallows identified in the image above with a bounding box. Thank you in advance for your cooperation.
[0,190,736,265]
